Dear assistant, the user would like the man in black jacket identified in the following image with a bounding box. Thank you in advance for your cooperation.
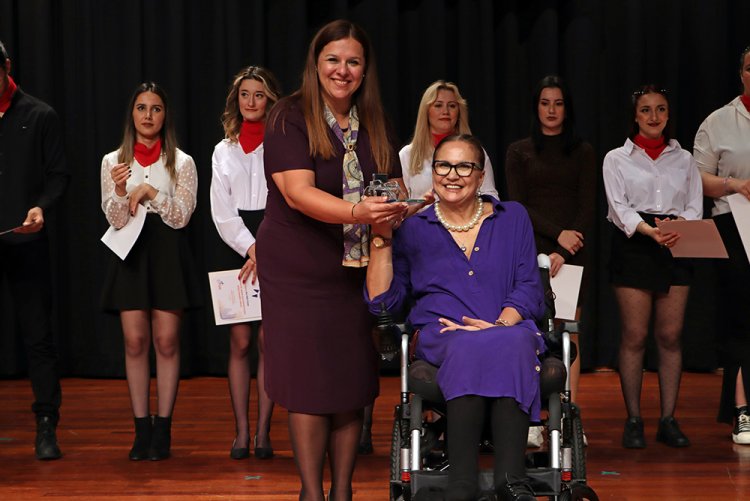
[0,40,70,460]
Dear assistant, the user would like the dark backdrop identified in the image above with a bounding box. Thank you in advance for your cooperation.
[1,0,747,377]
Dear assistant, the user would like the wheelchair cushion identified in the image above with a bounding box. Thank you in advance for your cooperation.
[408,360,446,404]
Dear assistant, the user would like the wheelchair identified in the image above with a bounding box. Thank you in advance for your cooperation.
[376,255,598,501]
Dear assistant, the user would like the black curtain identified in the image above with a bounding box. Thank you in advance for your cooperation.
[1,0,747,377]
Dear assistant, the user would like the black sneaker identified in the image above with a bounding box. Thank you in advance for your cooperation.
[733,408,750,445]
[622,416,646,449]
[497,475,535,501]
[35,416,62,460]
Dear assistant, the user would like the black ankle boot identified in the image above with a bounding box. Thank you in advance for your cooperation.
[35,415,62,460]
[149,416,172,460]
[129,416,152,460]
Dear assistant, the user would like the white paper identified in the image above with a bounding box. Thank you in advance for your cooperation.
[0,225,23,236]
[550,264,583,321]
[728,193,750,263]
[100,205,147,260]
[656,219,728,258]
[208,269,262,326]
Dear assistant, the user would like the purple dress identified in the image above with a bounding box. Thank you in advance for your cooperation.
[258,98,397,414]
[367,197,547,419]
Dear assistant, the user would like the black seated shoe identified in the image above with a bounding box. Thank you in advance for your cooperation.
[622,416,646,449]
[496,475,535,501]
[656,416,690,447]
[148,416,172,461]
[253,434,274,459]
[35,416,62,460]
[129,416,152,460]
[230,438,250,459]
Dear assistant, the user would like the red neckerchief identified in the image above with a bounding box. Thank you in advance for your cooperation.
[134,138,162,167]
[239,120,264,154]
[634,134,666,161]
[0,75,18,114]
[431,132,451,147]
[741,94,750,113]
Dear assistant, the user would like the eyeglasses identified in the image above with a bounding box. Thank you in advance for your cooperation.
[432,160,482,177]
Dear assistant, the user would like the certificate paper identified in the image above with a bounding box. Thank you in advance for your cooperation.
[208,269,262,325]
[656,219,728,259]
[728,193,750,263]
[550,264,583,321]
[100,205,147,260]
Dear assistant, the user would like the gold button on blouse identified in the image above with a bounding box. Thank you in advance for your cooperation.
[468,270,474,276]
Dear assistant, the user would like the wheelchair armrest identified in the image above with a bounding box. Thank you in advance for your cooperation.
[542,324,577,364]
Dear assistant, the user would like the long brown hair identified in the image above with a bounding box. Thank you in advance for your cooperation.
[221,66,282,141]
[117,82,178,181]
[272,19,392,173]
[408,80,471,176]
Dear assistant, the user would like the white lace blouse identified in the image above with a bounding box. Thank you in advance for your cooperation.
[100,148,198,230]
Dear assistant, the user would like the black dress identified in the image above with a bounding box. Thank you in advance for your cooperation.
[258,98,397,414]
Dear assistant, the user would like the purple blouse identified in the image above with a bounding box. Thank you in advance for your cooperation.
[367,196,548,418]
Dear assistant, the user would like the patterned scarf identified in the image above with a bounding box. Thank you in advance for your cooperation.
[323,104,368,268]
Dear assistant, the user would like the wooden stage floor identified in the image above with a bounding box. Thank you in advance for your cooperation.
[1,372,748,500]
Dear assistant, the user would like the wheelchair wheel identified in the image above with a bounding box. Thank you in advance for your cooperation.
[562,402,587,482]
[390,415,409,501]
[558,483,599,500]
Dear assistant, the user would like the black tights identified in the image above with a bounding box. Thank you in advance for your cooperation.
[446,396,529,500]
[288,409,363,501]
[615,286,689,419]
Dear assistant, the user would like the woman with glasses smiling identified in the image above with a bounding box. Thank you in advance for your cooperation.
[367,135,543,500]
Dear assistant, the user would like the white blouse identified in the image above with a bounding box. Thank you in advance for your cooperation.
[210,140,268,257]
[398,143,499,200]
[100,148,198,230]
[603,138,703,237]
[693,96,750,216]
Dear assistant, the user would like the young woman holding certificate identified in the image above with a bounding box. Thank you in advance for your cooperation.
[100,82,199,461]
[210,66,282,460]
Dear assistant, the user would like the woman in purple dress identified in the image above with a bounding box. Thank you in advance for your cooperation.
[366,135,544,501]
[258,20,407,501]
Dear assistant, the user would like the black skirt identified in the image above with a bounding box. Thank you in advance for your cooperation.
[211,209,265,270]
[101,214,201,312]
[608,213,693,293]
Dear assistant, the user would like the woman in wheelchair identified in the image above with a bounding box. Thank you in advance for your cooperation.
[366,134,545,500]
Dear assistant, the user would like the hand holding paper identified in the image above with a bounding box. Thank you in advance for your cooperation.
[655,219,728,258]
[101,204,147,260]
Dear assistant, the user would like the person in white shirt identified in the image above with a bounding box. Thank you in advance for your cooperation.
[603,84,702,450]
[210,66,281,460]
[693,45,750,445]
[400,80,498,201]
[100,82,199,461]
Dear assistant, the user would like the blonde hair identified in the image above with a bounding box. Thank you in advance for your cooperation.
[221,66,282,141]
[408,80,471,176]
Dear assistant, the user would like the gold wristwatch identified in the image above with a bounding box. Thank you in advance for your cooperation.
[371,234,392,249]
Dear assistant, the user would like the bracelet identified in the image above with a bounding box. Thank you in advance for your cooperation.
[723,175,733,195]
[494,318,511,327]
[351,201,360,223]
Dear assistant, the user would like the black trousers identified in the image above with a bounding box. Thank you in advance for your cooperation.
[714,212,750,423]
[0,237,61,419]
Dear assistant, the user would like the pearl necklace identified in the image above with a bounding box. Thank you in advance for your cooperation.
[434,196,484,233]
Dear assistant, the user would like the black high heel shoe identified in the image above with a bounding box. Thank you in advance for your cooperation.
[254,435,274,459]
[230,438,250,459]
